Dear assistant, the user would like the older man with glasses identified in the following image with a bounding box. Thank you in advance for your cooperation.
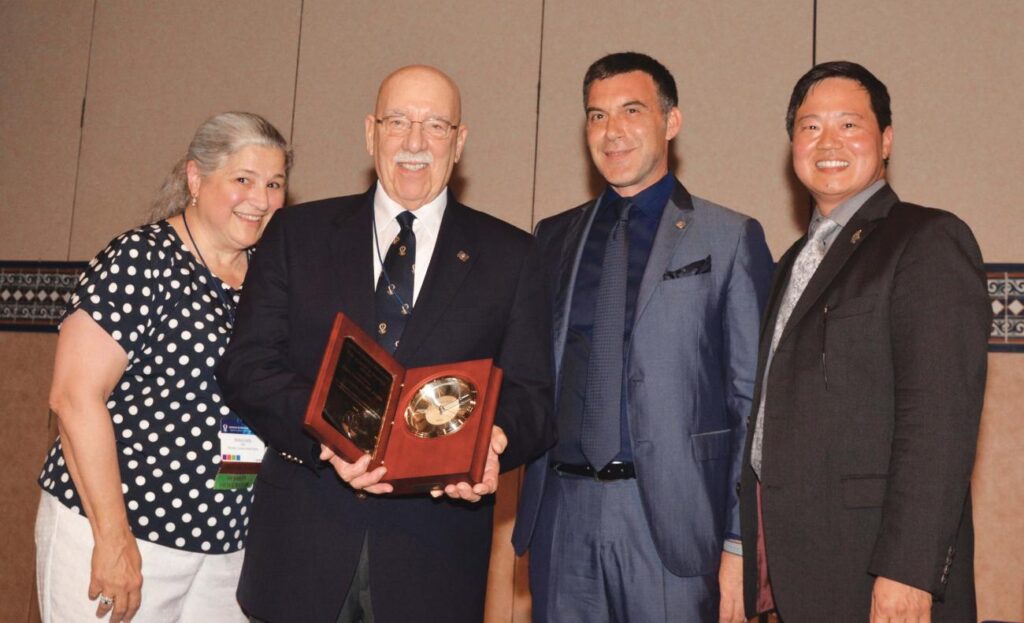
[219,65,555,623]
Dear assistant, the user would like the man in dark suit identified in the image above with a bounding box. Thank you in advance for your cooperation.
[512,52,773,622]
[218,65,555,623]
[740,61,990,622]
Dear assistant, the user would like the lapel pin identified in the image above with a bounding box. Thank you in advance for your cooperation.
[675,220,686,229]
[851,229,863,244]
[457,250,470,262]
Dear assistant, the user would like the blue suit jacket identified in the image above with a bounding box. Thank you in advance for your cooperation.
[513,181,773,577]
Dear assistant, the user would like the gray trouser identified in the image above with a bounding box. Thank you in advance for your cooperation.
[529,471,718,622]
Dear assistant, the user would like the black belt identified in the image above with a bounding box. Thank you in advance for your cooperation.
[551,461,636,481]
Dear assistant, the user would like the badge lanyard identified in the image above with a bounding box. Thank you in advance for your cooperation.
[181,212,266,489]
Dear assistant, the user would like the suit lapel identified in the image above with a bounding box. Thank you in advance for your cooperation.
[551,200,600,373]
[394,195,477,359]
[778,184,898,344]
[633,182,695,328]
[331,187,376,335]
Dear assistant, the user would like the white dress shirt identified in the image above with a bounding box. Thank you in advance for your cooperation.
[371,181,447,305]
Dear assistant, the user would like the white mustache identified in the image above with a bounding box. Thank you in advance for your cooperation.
[394,151,433,165]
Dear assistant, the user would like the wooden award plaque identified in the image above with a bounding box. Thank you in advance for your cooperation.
[303,312,502,494]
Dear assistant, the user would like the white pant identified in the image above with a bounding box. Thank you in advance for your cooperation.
[35,492,248,622]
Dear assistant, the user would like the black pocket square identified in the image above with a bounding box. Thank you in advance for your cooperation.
[663,255,711,280]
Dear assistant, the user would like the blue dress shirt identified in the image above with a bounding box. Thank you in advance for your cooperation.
[551,173,675,466]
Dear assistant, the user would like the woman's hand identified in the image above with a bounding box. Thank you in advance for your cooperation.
[89,529,143,622]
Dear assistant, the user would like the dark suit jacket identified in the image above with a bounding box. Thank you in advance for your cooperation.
[740,184,989,621]
[218,187,555,623]
[514,182,773,577]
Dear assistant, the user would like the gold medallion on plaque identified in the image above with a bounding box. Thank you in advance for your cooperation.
[405,376,478,438]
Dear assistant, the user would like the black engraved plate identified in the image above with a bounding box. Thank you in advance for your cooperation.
[321,337,395,453]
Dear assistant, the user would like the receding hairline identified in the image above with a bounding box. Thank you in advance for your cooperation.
[374,65,462,119]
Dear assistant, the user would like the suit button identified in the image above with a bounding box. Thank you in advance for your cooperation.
[746,415,752,426]
[735,482,742,495]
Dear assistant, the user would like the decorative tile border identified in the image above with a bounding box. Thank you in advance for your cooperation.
[0,261,87,332]
[988,264,1024,353]
[2,260,1023,351]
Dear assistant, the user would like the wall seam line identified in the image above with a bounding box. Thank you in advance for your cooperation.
[288,0,305,150]
[812,0,818,66]
[66,0,99,261]
[527,0,546,232]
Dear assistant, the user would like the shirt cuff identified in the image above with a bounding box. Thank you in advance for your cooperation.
[723,538,743,556]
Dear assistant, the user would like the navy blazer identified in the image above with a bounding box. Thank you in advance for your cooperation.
[513,181,773,577]
[218,187,555,623]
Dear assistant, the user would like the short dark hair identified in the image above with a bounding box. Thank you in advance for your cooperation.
[786,60,891,139]
[583,52,678,114]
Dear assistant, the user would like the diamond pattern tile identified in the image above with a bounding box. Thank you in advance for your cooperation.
[3,260,1021,351]
[0,261,88,332]
[987,264,1024,353]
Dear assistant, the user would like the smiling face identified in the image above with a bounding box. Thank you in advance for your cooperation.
[791,77,893,215]
[186,144,287,252]
[585,71,681,197]
[364,66,468,211]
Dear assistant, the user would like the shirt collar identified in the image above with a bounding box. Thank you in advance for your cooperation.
[373,181,447,234]
[813,178,887,230]
[603,172,675,218]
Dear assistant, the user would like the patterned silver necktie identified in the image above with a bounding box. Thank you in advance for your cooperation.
[581,199,632,470]
[751,217,840,478]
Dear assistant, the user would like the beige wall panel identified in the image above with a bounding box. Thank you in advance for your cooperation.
[288,0,543,231]
[973,354,1024,622]
[0,333,57,622]
[68,1,302,259]
[816,0,1024,263]
[533,1,814,254]
[0,2,93,260]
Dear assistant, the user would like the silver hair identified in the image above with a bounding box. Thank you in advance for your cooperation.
[149,112,293,222]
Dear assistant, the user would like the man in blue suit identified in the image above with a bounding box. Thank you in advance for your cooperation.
[513,52,773,622]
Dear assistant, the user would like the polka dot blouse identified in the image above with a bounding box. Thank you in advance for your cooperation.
[38,221,253,554]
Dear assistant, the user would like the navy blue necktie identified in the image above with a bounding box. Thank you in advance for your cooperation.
[374,211,416,354]
[581,199,631,470]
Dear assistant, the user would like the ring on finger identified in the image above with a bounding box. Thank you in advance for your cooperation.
[98,594,115,607]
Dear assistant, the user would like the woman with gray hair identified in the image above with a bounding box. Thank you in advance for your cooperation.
[35,112,291,623]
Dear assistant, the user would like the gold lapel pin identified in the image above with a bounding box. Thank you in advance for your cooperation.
[675,220,686,229]
[851,229,863,244]
[457,250,470,262]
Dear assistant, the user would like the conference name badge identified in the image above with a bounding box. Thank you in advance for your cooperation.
[214,415,266,490]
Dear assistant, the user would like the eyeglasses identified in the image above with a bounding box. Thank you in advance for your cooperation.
[375,116,459,140]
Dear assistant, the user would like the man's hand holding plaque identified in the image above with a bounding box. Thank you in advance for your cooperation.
[429,425,507,502]
[305,313,503,495]
[318,446,393,495]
